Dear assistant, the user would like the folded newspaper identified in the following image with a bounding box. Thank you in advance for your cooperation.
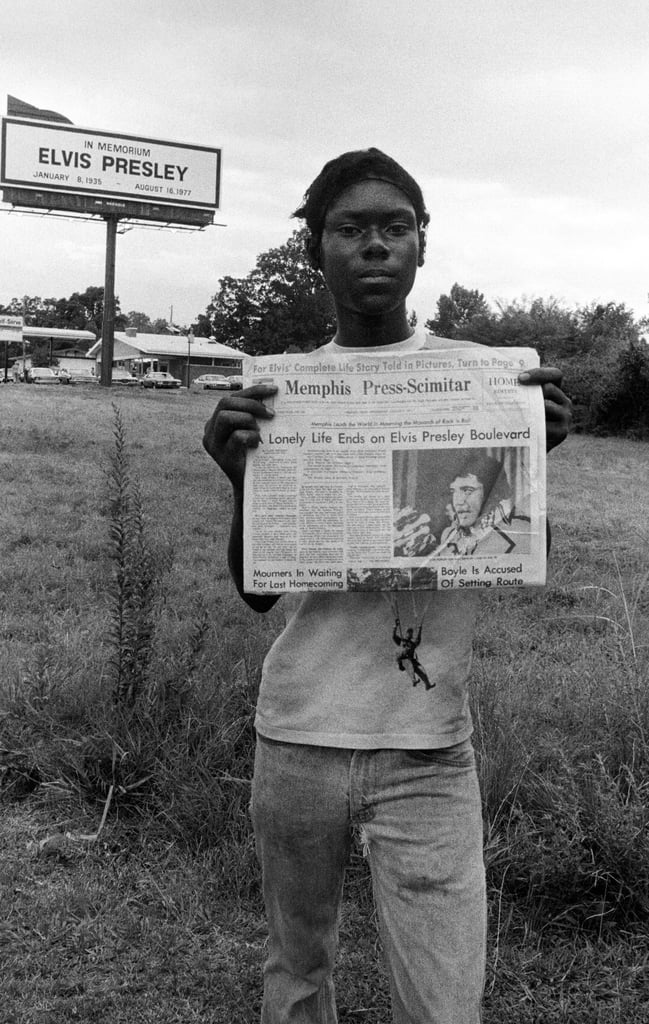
[242,347,546,594]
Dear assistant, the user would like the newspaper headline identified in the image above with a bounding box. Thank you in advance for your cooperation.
[242,345,546,594]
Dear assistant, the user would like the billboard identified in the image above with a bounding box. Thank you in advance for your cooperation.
[1,117,221,214]
[0,186,215,225]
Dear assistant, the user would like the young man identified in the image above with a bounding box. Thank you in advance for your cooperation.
[393,451,531,559]
[435,454,532,557]
[203,148,571,1024]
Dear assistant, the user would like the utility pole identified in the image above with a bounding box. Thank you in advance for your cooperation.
[186,328,194,389]
[22,296,27,380]
[100,215,118,387]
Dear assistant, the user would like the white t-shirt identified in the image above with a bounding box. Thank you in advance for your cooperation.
[254,329,484,749]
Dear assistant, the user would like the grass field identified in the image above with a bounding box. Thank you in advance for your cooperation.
[1,384,648,1022]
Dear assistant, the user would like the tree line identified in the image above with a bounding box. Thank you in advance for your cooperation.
[3,230,648,435]
[0,287,177,338]
[197,230,649,436]
[0,287,178,368]
[424,283,649,436]
[1,286,125,338]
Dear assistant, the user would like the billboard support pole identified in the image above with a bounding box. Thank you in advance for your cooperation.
[22,297,27,380]
[100,214,118,387]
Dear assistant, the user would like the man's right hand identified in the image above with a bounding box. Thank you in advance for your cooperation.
[203,384,278,491]
[393,506,436,557]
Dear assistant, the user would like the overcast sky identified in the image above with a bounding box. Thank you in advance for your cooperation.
[2,0,648,329]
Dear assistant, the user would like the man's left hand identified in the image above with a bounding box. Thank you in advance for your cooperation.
[518,367,572,452]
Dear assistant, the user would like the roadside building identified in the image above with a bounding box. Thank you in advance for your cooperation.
[88,329,242,386]
[24,325,97,353]
[10,326,97,380]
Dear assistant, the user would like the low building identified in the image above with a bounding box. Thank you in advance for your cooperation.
[88,329,243,385]
[24,326,97,348]
[8,327,98,380]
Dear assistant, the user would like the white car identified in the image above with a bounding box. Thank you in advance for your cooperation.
[192,373,233,390]
[30,367,62,385]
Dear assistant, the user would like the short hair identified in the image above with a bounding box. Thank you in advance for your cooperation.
[292,147,430,268]
[451,453,511,512]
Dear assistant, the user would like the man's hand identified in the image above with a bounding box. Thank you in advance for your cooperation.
[518,367,572,452]
[393,507,436,557]
[203,384,278,490]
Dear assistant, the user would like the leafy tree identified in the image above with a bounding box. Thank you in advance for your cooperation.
[488,297,578,361]
[124,312,174,335]
[204,229,336,354]
[426,288,580,358]
[191,313,213,338]
[1,295,60,326]
[29,341,59,368]
[151,318,175,334]
[575,302,638,357]
[54,285,127,336]
[206,275,263,349]
[558,303,640,432]
[126,311,153,332]
[426,283,492,339]
[1,286,127,342]
[603,341,649,435]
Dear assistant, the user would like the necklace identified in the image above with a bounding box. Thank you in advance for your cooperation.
[383,589,435,692]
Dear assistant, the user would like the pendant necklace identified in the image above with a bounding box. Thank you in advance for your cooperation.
[383,588,435,692]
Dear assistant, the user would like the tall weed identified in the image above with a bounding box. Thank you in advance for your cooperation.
[106,405,171,709]
[1,404,268,895]
[473,554,649,930]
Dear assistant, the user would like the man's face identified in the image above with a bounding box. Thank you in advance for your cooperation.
[318,179,424,319]
[450,474,484,529]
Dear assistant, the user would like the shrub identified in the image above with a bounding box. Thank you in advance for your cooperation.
[474,558,649,930]
[599,341,649,436]
[560,341,649,437]
[0,405,268,899]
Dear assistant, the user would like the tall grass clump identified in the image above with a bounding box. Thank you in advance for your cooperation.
[107,404,167,709]
[74,406,265,887]
[473,548,649,933]
[1,402,268,897]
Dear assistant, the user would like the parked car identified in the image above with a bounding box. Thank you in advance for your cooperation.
[30,367,62,385]
[53,368,72,384]
[140,371,182,390]
[228,375,243,389]
[68,369,99,385]
[192,373,233,391]
[111,369,138,386]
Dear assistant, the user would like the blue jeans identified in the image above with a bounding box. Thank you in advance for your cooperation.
[251,735,486,1024]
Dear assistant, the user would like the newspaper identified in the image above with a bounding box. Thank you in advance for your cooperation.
[242,346,546,595]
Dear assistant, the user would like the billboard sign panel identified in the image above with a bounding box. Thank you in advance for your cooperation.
[1,117,221,211]
[1,186,215,225]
